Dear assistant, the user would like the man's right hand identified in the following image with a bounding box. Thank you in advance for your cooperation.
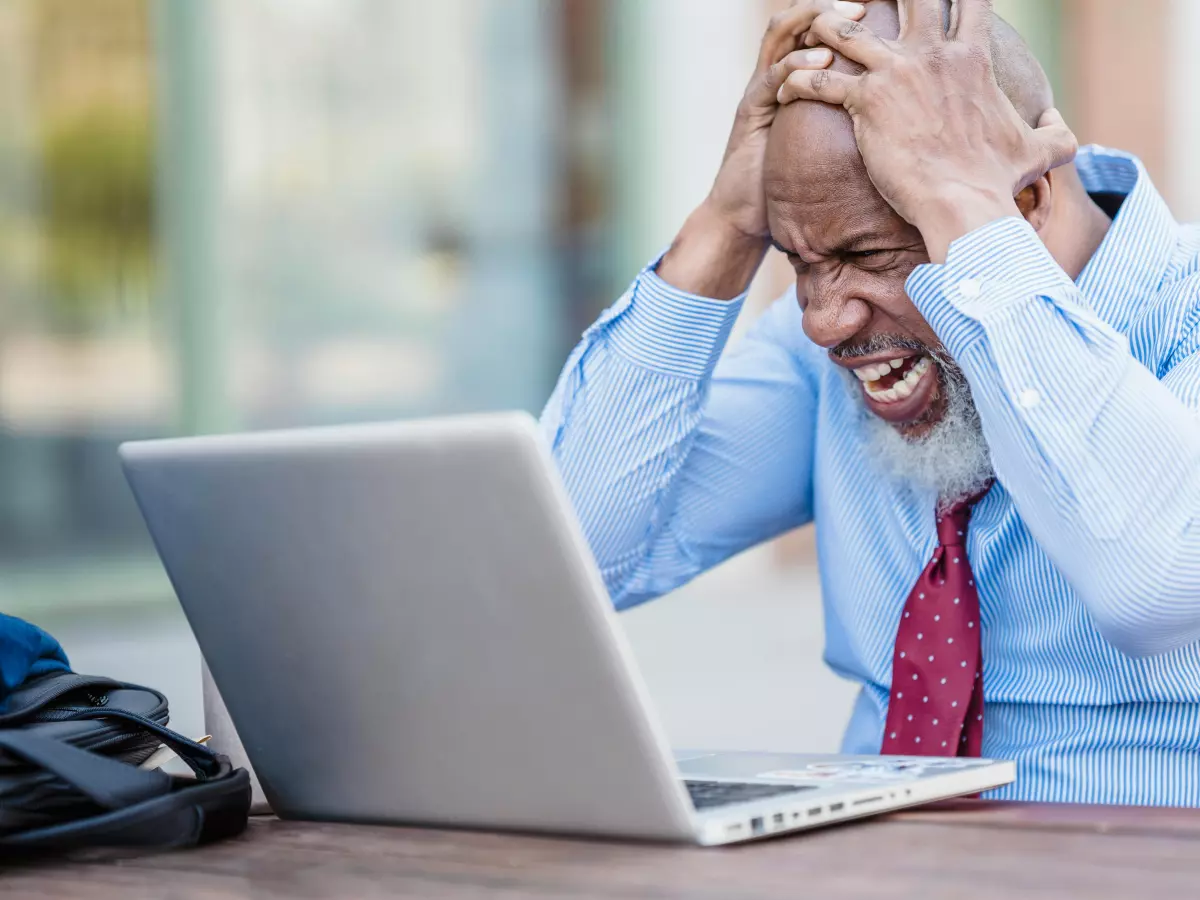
[657,0,865,300]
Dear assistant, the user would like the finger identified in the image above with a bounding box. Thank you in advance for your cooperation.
[772,47,836,87]
[746,47,835,108]
[756,1,866,71]
[952,0,994,44]
[805,11,895,70]
[1026,108,1079,184]
[898,0,947,40]
[778,68,858,106]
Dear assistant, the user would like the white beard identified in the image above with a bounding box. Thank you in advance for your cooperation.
[842,356,995,506]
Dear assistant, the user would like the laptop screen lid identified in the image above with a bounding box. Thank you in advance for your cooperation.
[120,413,696,840]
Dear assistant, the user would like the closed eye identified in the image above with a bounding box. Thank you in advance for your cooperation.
[771,240,812,273]
[771,239,797,259]
[845,248,903,269]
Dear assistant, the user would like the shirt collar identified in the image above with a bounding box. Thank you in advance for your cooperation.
[1074,145,1178,332]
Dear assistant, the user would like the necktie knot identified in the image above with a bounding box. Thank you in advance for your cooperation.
[935,485,991,548]
[936,505,972,547]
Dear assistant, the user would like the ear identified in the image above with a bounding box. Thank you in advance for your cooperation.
[1014,175,1052,234]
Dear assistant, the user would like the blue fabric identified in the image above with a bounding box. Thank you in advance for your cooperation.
[0,613,71,709]
[541,145,1200,806]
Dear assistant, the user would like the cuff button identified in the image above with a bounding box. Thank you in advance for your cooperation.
[1017,389,1041,409]
[957,278,984,299]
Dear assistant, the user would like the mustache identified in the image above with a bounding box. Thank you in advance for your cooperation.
[831,334,955,369]
[831,334,927,360]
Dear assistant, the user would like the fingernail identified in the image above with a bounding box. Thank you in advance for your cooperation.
[835,1,866,16]
[802,48,833,65]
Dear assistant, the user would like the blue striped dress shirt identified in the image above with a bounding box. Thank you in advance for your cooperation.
[541,146,1200,806]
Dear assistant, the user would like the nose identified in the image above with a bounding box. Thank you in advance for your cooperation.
[800,267,872,350]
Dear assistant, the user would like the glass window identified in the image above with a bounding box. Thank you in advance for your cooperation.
[0,0,168,613]
[2,2,601,734]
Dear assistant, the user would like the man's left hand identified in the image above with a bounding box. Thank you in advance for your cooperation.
[776,0,1077,263]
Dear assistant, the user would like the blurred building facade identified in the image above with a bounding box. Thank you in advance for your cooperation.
[1,0,1199,659]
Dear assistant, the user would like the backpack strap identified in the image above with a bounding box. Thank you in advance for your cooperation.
[55,707,222,778]
[0,730,251,854]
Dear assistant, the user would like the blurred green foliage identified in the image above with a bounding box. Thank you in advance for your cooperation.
[38,107,155,332]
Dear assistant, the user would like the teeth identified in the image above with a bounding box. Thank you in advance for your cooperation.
[854,363,889,382]
[855,359,917,382]
[860,354,934,403]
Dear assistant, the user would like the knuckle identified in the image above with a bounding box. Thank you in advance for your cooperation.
[811,69,832,93]
[920,45,950,73]
[836,19,865,41]
[963,44,991,71]
[939,41,989,71]
[768,11,789,33]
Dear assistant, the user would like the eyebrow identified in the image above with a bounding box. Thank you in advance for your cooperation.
[772,231,907,258]
[839,230,901,251]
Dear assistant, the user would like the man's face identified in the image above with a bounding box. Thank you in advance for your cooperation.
[765,101,949,438]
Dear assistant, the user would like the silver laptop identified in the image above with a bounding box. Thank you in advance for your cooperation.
[120,411,1013,845]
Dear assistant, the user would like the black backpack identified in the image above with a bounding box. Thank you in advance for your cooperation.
[0,670,251,855]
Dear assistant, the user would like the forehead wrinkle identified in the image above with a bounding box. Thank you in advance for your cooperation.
[766,135,922,254]
[768,182,908,257]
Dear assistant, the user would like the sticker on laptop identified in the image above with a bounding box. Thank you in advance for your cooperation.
[758,763,916,782]
[757,758,978,782]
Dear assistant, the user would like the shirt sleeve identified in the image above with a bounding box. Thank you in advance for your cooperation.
[541,257,821,610]
[906,217,1200,657]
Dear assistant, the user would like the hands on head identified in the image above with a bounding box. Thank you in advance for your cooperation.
[771,0,1078,262]
[657,0,870,299]
[657,0,1078,300]
[703,0,869,245]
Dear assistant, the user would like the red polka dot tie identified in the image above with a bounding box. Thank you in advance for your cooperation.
[882,488,990,757]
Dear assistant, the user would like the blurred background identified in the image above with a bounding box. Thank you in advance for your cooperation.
[3,0,1198,747]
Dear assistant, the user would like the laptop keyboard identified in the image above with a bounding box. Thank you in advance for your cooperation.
[684,780,816,810]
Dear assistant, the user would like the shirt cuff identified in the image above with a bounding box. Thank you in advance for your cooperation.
[905,217,1076,359]
[604,253,746,381]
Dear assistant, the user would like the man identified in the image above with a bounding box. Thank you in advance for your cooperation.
[541,0,1200,805]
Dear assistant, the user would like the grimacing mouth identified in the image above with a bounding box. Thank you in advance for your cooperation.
[833,338,955,433]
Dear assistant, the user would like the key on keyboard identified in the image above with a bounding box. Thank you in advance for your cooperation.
[684,780,816,810]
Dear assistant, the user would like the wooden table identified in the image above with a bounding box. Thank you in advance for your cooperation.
[6,801,1200,899]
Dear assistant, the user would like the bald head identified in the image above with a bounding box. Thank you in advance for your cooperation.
[766,1,1052,190]
[763,0,1055,266]
[806,0,1052,123]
